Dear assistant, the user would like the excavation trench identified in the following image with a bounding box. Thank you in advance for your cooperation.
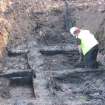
[0,45,105,105]
[1,0,105,104]
[40,47,80,70]
[40,48,105,105]
[0,71,33,86]
[0,47,36,104]
[0,71,35,99]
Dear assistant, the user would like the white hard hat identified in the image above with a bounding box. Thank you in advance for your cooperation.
[70,27,79,36]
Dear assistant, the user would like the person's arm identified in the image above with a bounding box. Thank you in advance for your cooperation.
[76,38,84,62]
[76,38,82,53]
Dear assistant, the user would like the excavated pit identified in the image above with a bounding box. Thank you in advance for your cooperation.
[0,50,36,104]
[0,71,35,99]
[1,0,105,104]
[41,50,80,70]
[40,48,105,105]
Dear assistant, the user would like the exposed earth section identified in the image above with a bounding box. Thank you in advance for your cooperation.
[0,0,105,105]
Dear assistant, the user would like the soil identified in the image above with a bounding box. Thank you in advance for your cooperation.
[0,0,105,105]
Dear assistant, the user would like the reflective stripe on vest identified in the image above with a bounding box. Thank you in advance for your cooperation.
[78,30,99,55]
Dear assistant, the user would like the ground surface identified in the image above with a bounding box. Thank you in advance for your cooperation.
[0,0,105,105]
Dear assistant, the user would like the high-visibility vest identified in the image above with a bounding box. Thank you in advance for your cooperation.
[77,30,99,55]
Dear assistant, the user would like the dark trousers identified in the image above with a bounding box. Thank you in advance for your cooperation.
[84,45,99,68]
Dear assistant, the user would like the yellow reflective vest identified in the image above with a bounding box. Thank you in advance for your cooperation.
[77,30,99,55]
